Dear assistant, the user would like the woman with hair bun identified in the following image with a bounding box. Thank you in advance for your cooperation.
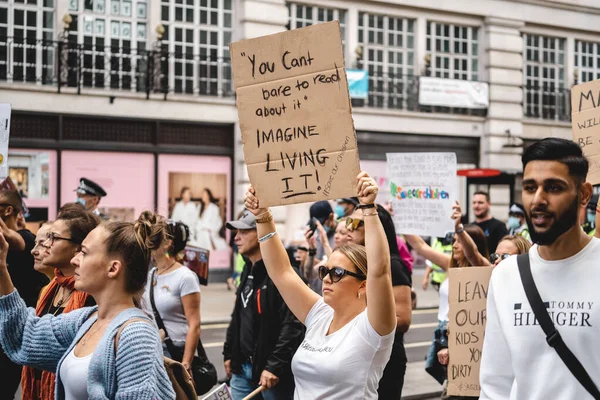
[143,219,201,378]
[0,211,175,399]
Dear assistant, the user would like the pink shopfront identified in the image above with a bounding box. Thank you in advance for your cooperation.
[9,112,235,272]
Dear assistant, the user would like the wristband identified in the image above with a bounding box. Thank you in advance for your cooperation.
[357,203,375,209]
[308,249,317,257]
[258,231,277,243]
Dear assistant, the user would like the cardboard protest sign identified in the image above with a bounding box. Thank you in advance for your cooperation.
[0,104,11,179]
[572,79,600,184]
[447,267,493,397]
[182,245,210,286]
[386,152,457,237]
[200,383,232,400]
[230,21,360,207]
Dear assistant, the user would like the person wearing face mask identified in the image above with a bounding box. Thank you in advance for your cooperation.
[75,177,109,220]
[335,197,359,219]
[507,203,531,243]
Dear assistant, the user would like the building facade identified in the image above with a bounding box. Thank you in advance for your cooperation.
[1,0,599,268]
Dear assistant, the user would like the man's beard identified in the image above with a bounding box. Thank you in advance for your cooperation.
[525,196,579,246]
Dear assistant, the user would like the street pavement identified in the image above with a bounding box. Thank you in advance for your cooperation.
[200,266,444,399]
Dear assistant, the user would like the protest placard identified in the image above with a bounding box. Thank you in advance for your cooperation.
[0,104,11,179]
[572,79,600,184]
[200,383,232,400]
[447,267,493,397]
[230,21,360,207]
[386,152,457,237]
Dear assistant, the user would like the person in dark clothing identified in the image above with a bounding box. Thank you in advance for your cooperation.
[0,189,48,399]
[346,205,412,399]
[471,191,508,253]
[223,210,304,400]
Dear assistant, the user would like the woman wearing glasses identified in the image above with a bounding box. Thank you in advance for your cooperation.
[244,172,396,399]
[0,210,175,399]
[21,204,99,400]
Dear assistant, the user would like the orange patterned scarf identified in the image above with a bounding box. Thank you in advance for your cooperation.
[20,269,90,400]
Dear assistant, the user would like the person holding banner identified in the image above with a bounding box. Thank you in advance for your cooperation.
[243,171,396,399]
[346,204,412,399]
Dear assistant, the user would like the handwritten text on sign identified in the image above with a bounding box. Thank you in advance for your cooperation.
[572,79,600,185]
[230,21,360,207]
[386,152,457,237]
[447,267,493,397]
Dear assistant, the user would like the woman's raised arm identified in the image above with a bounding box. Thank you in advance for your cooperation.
[357,172,396,336]
[404,234,451,271]
[245,188,320,325]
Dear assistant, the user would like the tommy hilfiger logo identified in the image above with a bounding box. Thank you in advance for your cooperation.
[513,301,594,327]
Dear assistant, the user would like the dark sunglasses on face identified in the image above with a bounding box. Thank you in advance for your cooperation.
[490,253,511,263]
[345,217,364,232]
[318,265,366,283]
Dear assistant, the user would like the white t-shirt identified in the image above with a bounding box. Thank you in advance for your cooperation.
[291,298,395,399]
[438,278,449,322]
[142,267,201,344]
[480,239,600,400]
[60,348,92,400]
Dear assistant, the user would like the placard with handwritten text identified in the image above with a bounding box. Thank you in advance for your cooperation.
[386,152,457,237]
[572,79,600,184]
[230,21,360,207]
[447,267,493,397]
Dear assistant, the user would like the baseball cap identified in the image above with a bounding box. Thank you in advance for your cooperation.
[337,197,359,207]
[309,201,333,225]
[225,209,256,230]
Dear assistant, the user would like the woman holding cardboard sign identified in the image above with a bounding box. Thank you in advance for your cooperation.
[244,171,396,399]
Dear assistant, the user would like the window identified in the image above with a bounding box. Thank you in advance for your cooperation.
[0,0,55,84]
[358,12,415,109]
[575,40,600,84]
[161,0,233,96]
[287,3,346,46]
[427,22,478,81]
[523,34,567,121]
[68,0,148,91]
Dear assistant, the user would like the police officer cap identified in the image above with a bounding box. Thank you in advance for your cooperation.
[75,178,107,198]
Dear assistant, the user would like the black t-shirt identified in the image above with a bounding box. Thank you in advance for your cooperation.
[239,271,257,359]
[7,229,48,308]
[474,218,508,254]
[390,254,411,358]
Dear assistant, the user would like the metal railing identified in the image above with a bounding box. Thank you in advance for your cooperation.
[523,84,571,122]
[351,72,487,117]
[0,35,234,99]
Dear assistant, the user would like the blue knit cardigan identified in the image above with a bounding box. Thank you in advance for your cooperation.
[0,290,176,400]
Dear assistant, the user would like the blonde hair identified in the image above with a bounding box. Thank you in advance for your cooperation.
[334,243,367,276]
[498,235,532,255]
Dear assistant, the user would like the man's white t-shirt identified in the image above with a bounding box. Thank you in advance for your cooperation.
[291,298,395,399]
[480,238,600,400]
[142,266,201,345]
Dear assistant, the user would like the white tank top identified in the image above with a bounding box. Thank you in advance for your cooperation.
[59,347,92,400]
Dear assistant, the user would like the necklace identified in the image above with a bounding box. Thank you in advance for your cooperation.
[50,287,74,316]
[157,260,177,275]
[80,319,109,346]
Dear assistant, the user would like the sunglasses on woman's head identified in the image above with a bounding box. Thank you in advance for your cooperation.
[345,217,364,232]
[490,253,511,263]
[318,265,366,283]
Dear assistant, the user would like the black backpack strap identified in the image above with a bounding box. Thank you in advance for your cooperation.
[150,268,183,361]
[516,253,600,399]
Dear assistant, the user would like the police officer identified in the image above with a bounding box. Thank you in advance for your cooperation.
[583,194,598,236]
[422,232,451,292]
[74,177,109,220]
[507,203,531,242]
